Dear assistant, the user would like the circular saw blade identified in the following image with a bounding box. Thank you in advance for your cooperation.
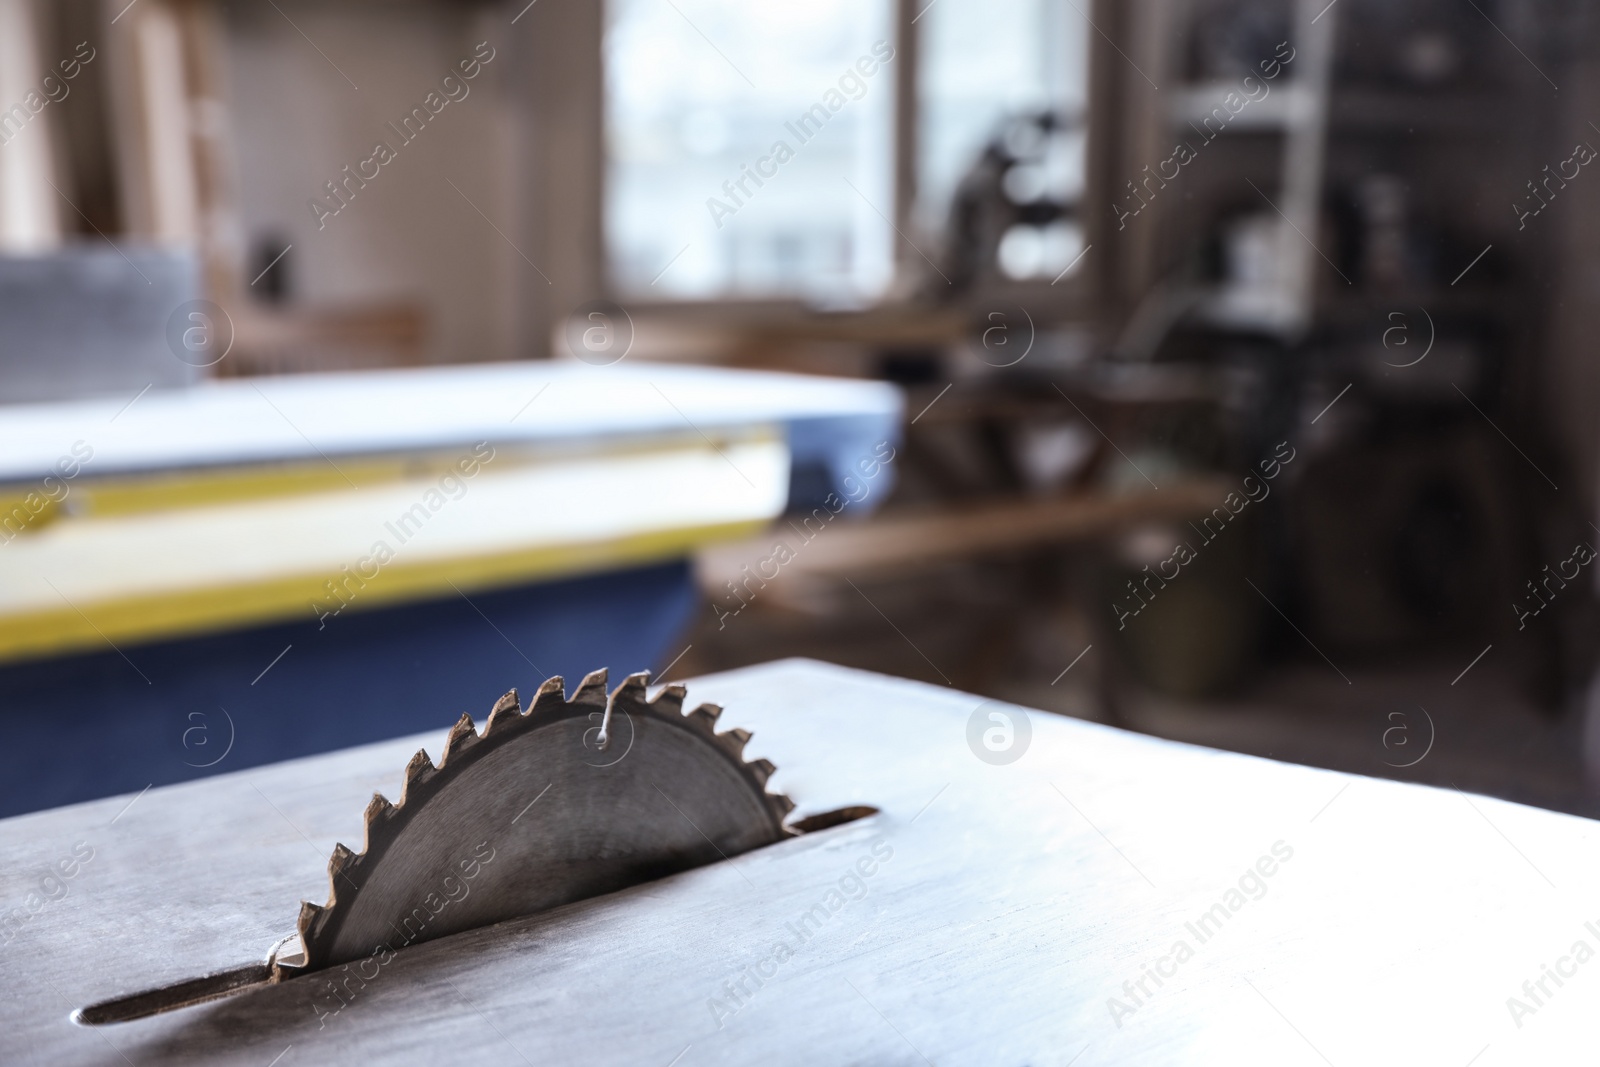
[275,668,794,978]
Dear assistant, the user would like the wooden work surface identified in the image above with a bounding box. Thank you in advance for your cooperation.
[1,660,1593,1064]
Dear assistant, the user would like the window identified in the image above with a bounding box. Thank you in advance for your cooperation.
[604,0,1090,301]
[605,0,895,304]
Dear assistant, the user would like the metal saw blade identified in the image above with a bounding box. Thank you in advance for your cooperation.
[274,668,794,978]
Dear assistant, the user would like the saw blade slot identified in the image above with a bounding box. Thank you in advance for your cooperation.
[71,803,877,1026]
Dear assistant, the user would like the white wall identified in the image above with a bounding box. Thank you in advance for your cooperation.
[222,0,518,364]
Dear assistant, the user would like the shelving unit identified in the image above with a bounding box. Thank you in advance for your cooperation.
[1151,0,1339,339]
[1112,0,1550,352]
[1085,0,1573,688]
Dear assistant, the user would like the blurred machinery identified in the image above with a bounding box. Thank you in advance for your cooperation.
[933,109,1083,294]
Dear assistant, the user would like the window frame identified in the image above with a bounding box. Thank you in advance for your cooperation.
[595,0,1116,323]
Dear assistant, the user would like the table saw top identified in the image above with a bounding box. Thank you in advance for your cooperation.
[1,659,1593,1065]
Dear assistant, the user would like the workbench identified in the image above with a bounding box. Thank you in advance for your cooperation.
[0,660,1588,1064]
[0,364,900,814]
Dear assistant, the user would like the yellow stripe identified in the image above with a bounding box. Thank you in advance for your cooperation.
[59,457,425,518]
[0,518,764,665]
[0,430,766,523]
[0,492,66,535]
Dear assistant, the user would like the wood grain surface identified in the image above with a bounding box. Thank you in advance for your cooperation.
[0,659,1593,1065]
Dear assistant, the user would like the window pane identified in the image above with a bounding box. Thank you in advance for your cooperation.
[605,0,895,303]
[917,0,1090,282]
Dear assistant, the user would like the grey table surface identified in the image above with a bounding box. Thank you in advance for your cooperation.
[1,658,1595,1065]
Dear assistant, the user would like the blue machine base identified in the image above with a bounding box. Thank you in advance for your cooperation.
[0,561,698,818]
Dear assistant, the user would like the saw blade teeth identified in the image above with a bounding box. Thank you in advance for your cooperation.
[693,701,724,726]
[572,668,610,706]
[401,749,436,801]
[327,842,356,888]
[291,665,796,975]
[528,676,567,719]
[686,705,719,734]
[286,900,328,976]
[715,726,753,758]
[362,795,397,849]
[441,712,479,765]
[747,758,776,786]
[484,689,522,736]
[296,900,327,952]
[648,684,687,718]
[611,671,651,711]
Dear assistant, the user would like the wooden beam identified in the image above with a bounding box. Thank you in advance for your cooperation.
[699,479,1229,585]
[0,0,63,251]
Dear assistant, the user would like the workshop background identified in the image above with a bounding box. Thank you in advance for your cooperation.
[2,0,1599,819]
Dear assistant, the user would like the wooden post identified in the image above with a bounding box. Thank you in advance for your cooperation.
[0,0,64,252]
